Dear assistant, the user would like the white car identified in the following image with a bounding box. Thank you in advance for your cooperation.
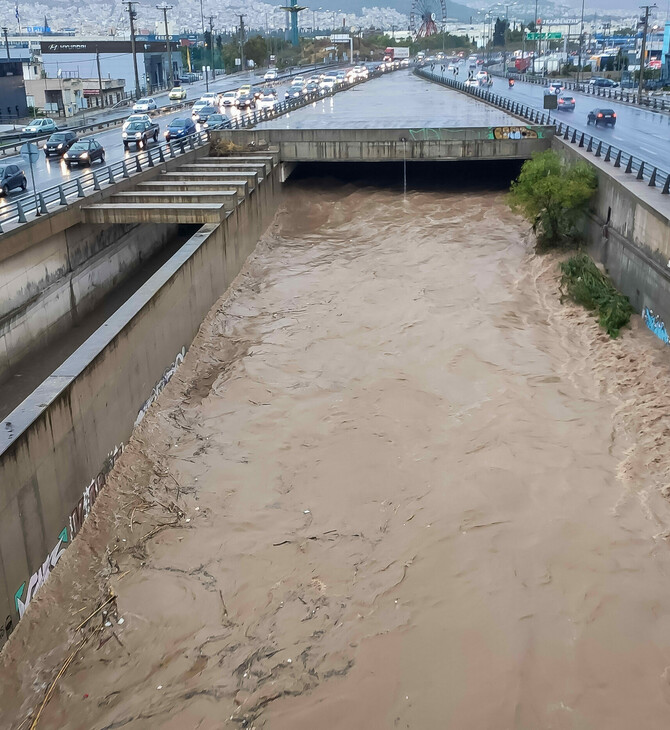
[475,70,488,81]
[400,58,410,67]
[319,75,338,91]
[264,69,278,81]
[122,113,152,131]
[191,100,210,116]
[292,75,305,85]
[352,65,369,79]
[221,90,239,106]
[200,92,220,105]
[257,93,278,108]
[23,118,59,135]
[133,97,157,112]
[464,77,479,88]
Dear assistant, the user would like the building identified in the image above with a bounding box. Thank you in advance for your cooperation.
[24,77,126,117]
[0,60,29,122]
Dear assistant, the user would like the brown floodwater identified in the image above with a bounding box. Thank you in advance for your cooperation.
[3,176,670,730]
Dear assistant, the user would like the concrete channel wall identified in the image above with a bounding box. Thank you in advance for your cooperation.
[211,127,553,162]
[0,159,282,645]
[553,137,670,338]
[0,145,212,385]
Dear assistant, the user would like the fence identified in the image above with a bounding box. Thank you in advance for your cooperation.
[416,67,670,195]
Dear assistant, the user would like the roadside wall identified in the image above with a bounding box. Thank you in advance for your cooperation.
[0,162,282,646]
[553,137,670,335]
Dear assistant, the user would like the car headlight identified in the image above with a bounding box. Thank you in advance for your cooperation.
[80,152,89,159]
[63,153,69,158]
[135,132,141,138]
[57,144,63,149]
[164,130,170,137]
[122,132,128,138]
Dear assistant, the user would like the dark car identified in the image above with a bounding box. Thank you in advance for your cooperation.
[63,138,105,167]
[193,105,219,124]
[44,131,77,157]
[557,95,575,111]
[203,113,232,130]
[304,82,320,94]
[587,108,616,126]
[0,163,27,195]
[236,94,256,109]
[590,77,618,88]
[164,117,197,141]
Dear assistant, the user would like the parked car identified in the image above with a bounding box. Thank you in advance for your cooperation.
[179,72,200,83]
[589,77,618,88]
[122,113,152,131]
[168,86,187,101]
[132,97,157,112]
[44,131,77,157]
[557,95,575,111]
[122,120,159,148]
[193,105,219,124]
[203,113,232,130]
[221,90,239,106]
[236,94,256,109]
[63,138,105,167]
[0,164,27,195]
[164,117,197,141]
[587,108,616,126]
[23,118,59,136]
[264,68,278,81]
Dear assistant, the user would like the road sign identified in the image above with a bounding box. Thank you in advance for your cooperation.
[20,142,39,163]
[525,32,562,39]
[330,34,350,43]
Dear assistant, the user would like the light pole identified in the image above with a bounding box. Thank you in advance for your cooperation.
[156,3,173,89]
[638,4,657,102]
[2,27,9,59]
[123,1,141,98]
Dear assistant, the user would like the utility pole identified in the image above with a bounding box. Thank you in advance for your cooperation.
[534,0,539,73]
[96,47,104,108]
[123,1,141,99]
[239,14,246,71]
[208,16,215,79]
[1,27,9,59]
[578,0,585,82]
[156,3,173,89]
[637,4,656,102]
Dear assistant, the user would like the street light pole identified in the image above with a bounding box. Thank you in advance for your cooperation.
[156,3,174,90]
[239,14,246,72]
[2,27,9,59]
[208,16,215,79]
[637,4,657,103]
[123,1,141,98]
[578,0,585,82]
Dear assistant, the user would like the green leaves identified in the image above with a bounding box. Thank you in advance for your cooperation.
[508,150,598,250]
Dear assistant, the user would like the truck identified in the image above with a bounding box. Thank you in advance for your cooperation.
[514,56,531,73]
[122,119,160,149]
[384,46,410,61]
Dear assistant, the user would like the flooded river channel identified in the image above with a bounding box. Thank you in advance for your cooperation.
[3,175,670,729]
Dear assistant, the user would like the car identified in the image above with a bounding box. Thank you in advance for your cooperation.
[221,90,239,106]
[589,77,618,88]
[264,69,278,81]
[464,77,479,88]
[122,113,152,131]
[475,70,488,81]
[122,120,159,148]
[132,97,157,112]
[63,138,105,167]
[400,58,410,68]
[320,75,338,91]
[199,92,220,106]
[557,95,575,111]
[335,71,347,83]
[257,92,278,108]
[304,81,320,94]
[203,113,232,130]
[548,81,563,94]
[236,94,256,109]
[0,164,27,195]
[238,84,252,96]
[168,86,187,101]
[291,76,305,85]
[44,131,77,157]
[587,108,616,126]
[179,72,200,83]
[164,117,197,141]
[193,104,219,124]
[23,118,59,136]
[191,99,210,116]
[285,87,302,100]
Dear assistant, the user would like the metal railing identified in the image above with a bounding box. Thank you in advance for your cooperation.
[417,68,670,195]
[0,66,390,235]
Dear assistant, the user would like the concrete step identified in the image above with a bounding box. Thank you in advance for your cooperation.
[181,162,268,177]
[110,190,238,210]
[138,181,247,195]
[161,172,253,195]
[82,203,227,225]
[190,156,276,174]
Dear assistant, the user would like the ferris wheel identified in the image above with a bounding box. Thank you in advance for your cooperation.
[410,0,446,38]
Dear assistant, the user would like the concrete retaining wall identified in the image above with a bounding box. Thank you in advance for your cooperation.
[553,137,670,334]
[212,127,553,162]
[0,161,282,646]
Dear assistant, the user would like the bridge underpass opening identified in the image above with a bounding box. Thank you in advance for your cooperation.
[4,166,670,729]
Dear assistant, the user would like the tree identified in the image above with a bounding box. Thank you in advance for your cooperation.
[508,150,598,250]
[244,35,268,67]
[216,34,223,52]
[493,17,508,47]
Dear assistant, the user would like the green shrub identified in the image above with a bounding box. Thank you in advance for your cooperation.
[508,150,598,250]
[559,253,633,337]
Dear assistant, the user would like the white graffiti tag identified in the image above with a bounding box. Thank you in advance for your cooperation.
[134,347,186,426]
[15,528,68,618]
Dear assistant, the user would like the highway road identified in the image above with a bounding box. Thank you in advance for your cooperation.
[0,67,337,215]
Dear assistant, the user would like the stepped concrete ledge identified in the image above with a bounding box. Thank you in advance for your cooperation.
[137,181,247,194]
[182,162,269,177]
[186,158,274,175]
[81,203,228,225]
[109,190,238,209]
[161,172,253,194]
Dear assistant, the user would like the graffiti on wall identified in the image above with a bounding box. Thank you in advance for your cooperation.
[643,306,670,345]
[408,128,442,141]
[134,347,186,427]
[489,126,539,140]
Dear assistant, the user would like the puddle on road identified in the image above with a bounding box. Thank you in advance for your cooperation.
[3,178,670,729]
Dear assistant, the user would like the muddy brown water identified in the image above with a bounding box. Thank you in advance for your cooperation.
[3,179,670,729]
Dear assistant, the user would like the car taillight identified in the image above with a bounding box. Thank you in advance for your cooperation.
[597,113,603,118]
[612,112,616,117]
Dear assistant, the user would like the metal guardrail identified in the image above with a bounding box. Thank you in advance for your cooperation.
[499,71,670,112]
[0,67,389,235]
[417,68,670,195]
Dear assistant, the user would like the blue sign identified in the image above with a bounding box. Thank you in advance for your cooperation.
[26,25,51,33]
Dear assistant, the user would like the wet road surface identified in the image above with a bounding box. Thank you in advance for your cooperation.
[3,178,670,728]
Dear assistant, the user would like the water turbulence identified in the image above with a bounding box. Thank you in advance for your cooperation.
[4,174,670,729]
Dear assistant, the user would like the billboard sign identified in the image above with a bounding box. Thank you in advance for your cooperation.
[393,47,409,58]
[330,34,350,43]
